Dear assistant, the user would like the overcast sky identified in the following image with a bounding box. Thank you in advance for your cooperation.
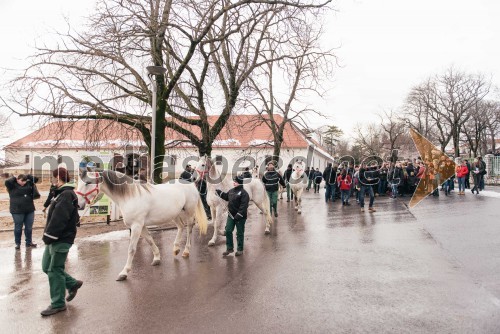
[1,0,499,149]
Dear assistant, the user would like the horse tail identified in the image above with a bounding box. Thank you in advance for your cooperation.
[262,188,273,227]
[195,196,208,235]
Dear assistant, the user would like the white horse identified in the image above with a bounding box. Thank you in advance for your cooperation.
[195,156,273,246]
[289,160,307,213]
[76,170,208,281]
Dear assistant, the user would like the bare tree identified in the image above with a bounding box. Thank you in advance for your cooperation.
[1,0,331,183]
[244,10,335,160]
[377,109,406,154]
[404,68,490,156]
[353,122,383,157]
[483,100,500,153]
[461,100,499,156]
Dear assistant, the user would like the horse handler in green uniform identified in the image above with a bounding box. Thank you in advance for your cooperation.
[40,167,83,316]
[216,175,250,257]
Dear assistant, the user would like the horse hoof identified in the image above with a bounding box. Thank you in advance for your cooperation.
[265,230,271,235]
[174,249,180,256]
[182,252,189,258]
[208,240,216,247]
[151,259,160,266]
[116,275,127,281]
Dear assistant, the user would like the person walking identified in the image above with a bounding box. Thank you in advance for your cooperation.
[283,164,294,202]
[262,162,286,217]
[179,164,194,182]
[378,163,388,196]
[41,167,83,316]
[455,160,468,195]
[464,159,471,189]
[471,158,483,194]
[337,169,352,206]
[306,166,314,191]
[4,174,39,250]
[358,164,378,212]
[313,168,323,193]
[478,156,487,191]
[323,163,337,202]
[216,175,250,257]
[441,160,455,196]
[388,163,403,199]
[195,173,211,220]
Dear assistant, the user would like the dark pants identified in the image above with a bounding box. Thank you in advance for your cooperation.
[359,185,374,208]
[12,211,35,246]
[341,190,350,203]
[325,183,335,202]
[225,216,246,251]
[200,194,211,218]
[286,183,294,200]
[42,242,78,308]
[378,179,387,195]
[267,191,278,214]
[464,174,470,189]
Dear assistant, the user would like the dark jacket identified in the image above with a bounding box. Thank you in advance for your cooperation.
[5,175,38,214]
[195,178,207,195]
[216,185,250,220]
[43,184,79,245]
[284,168,293,182]
[262,170,286,192]
[314,170,323,184]
[44,184,58,208]
[379,167,388,181]
[389,167,404,184]
[359,167,379,186]
[322,166,337,184]
[179,170,193,182]
[242,171,253,179]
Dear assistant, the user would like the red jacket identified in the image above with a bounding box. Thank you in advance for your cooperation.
[456,165,468,178]
[337,174,352,190]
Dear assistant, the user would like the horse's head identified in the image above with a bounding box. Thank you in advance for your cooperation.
[293,160,306,176]
[195,155,215,179]
[76,170,103,210]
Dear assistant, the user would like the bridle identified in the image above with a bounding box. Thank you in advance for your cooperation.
[75,173,101,205]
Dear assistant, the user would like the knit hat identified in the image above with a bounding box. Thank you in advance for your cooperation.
[52,167,71,182]
[233,175,244,185]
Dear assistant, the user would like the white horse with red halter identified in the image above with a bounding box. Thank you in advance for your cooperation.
[195,156,273,246]
[76,170,208,281]
[289,160,307,213]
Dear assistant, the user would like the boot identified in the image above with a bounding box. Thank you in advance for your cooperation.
[222,249,234,256]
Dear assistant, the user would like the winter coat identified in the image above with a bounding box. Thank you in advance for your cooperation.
[284,168,293,182]
[389,167,404,184]
[322,167,338,184]
[337,174,352,190]
[42,184,79,245]
[4,175,38,214]
[179,170,193,182]
[358,168,379,186]
[262,170,286,192]
[242,171,253,179]
[216,185,250,220]
[456,165,469,178]
[378,167,388,181]
[313,171,323,184]
[44,185,58,209]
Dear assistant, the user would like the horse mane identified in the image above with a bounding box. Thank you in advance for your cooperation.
[101,170,152,199]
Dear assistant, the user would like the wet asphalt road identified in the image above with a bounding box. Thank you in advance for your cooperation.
[1,190,500,333]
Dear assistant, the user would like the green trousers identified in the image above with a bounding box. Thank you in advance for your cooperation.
[225,216,246,251]
[42,242,77,308]
[286,183,294,200]
[267,191,278,213]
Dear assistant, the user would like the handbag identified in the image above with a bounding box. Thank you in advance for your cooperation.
[32,183,41,200]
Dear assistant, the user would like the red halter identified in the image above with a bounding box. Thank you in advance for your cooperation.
[75,178,100,205]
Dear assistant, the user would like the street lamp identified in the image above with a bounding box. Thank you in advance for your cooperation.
[146,65,167,183]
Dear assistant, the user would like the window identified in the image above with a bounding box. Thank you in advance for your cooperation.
[215,155,223,165]
[170,155,177,165]
[57,155,63,163]
[25,155,30,163]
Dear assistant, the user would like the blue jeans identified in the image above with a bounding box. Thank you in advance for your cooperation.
[359,185,374,208]
[325,183,336,202]
[457,177,465,192]
[341,190,350,203]
[390,183,398,198]
[378,179,387,195]
[12,211,35,246]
